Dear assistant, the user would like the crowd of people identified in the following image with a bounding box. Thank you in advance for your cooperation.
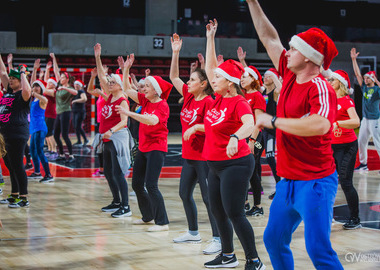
[0,0,380,269]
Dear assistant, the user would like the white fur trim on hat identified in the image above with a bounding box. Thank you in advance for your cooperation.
[332,72,348,88]
[110,74,124,90]
[74,80,84,88]
[47,78,57,86]
[146,76,162,96]
[244,67,259,81]
[214,68,240,85]
[289,35,324,66]
[364,73,376,82]
[32,80,46,92]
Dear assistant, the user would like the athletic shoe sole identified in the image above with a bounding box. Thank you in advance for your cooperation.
[343,224,362,230]
[173,239,202,243]
[204,261,239,268]
[111,211,132,218]
[102,208,120,212]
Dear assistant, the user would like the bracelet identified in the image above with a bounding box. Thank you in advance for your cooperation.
[249,136,256,142]
[271,116,278,128]
[230,134,239,140]
[109,128,114,134]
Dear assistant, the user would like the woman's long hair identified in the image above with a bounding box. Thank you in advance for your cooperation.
[0,133,7,157]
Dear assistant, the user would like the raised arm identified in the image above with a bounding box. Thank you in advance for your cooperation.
[246,0,284,70]
[205,19,219,85]
[350,48,363,87]
[50,53,61,81]
[237,47,248,67]
[7,54,13,72]
[0,54,9,89]
[170,33,185,96]
[94,43,110,93]
[31,59,41,84]
[19,65,32,101]
[119,54,139,104]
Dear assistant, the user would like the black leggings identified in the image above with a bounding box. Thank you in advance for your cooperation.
[180,159,218,236]
[103,141,129,206]
[249,132,264,206]
[3,138,28,195]
[54,111,73,155]
[132,150,169,225]
[332,140,359,218]
[262,129,281,183]
[72,111,87,143]
[207,154,258,260]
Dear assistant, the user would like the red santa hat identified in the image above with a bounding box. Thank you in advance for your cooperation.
[146,75,173,100]
[47,77,58,87]
[331,70,354,95]
[364,71,377,82]
[110,73,124,90]
[264,68,281,80]
[244,65,264,87]
[74,79,85,88]
[214,59,245,84]
[32,79,47,93]
[288,27,338,70]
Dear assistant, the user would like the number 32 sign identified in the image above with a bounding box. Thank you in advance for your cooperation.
[153,38,164,49]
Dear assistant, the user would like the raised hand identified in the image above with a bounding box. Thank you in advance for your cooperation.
[33,58,41,70]
[171,33,183,53]
[117,56,125,70]
[145,68,151,77]
[46,61,52,69]
[94,43,101,57]
[91,67,98,77]
[237,46,246,61]
[125,53,135,70]
[7,54,13,65]
[197,53,205,66]
[350,48,359,59]
[217,54,224,66]
[206,19,218,38]
[49,52,56,60]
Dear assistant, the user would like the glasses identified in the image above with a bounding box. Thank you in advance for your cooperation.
[327,78,335,82]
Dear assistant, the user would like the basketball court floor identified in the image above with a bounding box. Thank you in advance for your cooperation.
[0,135,379,269]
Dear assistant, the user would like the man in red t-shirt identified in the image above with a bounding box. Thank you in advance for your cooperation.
[247,1,344,269]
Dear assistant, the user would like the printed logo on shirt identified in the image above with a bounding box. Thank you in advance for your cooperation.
[181,107,200,125]
[364,88,374,100]
[206,108,227,126]
[334,128,342,137]
[0,95,15,123]
[101,105,114,119]
[338,104,342,110]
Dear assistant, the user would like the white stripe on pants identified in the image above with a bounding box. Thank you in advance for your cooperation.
[358,117,380,164]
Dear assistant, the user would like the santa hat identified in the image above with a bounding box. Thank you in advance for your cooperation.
[110,73,124,90]
[74,79,85,88]
[32,79,47,93]
[214,59,245,84]
[364,71,377,82]
[244,66,264,90]
[288,27,338,70]
[264,68,281,80]
[47,77,58,87]
[331,70,354,95]
[146,75,173,100]
[138,78,145,85]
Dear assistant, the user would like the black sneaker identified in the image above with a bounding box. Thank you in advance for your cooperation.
[83,139,89,146]
[354,163,368,171]
[245,202,251,211]
[245,259,266,270]
[101,202,121,212]
[24,163,33,170]
[9,198,29,208]
[343,217,362,230]
[246,206,264,216]
[40,175,54,183]
[0,195,18,204]
[111,206,132,218]
[204,253,239,268]
[28,172,42,179]
[56,155,66,161]
[268,192,276,200]
[66,156,75,163]
[73,142,82,147]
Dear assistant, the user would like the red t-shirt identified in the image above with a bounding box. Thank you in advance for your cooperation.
[203,94,252,161]
[138,92,169,153]
[276,50,337,180]
[44,94,56,119]
[99,94,128,141]
[180,84,214,160]
[244,91,266,122]
[332,96,357,144]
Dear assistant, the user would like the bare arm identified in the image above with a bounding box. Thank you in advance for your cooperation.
[72,92,87,104]
[334,107,360,130]
[20,69,32,101]
[50,53,61,81]
[237,46,248,68]
[44,61,52,82]
[94,43,110,93]
[116,104,159,126]
[350,48,363,87]
[31,59,41,84]
[0,54,9,89]
[246,0,284,70]
[170,33,185,96]
[226,114,255,158]
[119,54,139,104]
[33,91,48,109]
[103,100,129,139]
[205,19,219,86]
[58,86,78,96]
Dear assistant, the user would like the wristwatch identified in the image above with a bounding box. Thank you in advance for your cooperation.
[271,116,278,128]
[109,128,114,134]
[230,134,239,140]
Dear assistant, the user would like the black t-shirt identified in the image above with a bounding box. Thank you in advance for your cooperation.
[262,88,277,136]
[72,89,86,113]
[0,88,30,139]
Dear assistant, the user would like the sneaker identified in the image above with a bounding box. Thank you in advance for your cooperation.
[8,198,29,208]
[55,155,66,162]
[111,206,132,218]
[28,172,42,179]
[73,142,82,147]
[244,202,251,211]
[40,175,54,183]
[133,219,155,225]
[66,156,75,163]
[246,206,264,216]
[268,192,276,200]
[343,217,362,230]
[204,253,239,268]
[354,163,368,171]
[173,232,201,243]
[203,239,222,255]
[48,152,59,161]
[147,224,169,232]
[0,195,18,204]
[83,139,89,146]
[245,259,266,270]
[101,202,121,212]
[0,188,2,195]
[24,163,33,170]
[92,169,105,177]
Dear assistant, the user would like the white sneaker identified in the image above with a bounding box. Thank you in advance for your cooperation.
[133,219,155,225]
[0,188,2,195]
[147,224,169,232]
[173,232,201,243]
[203,239,222,255]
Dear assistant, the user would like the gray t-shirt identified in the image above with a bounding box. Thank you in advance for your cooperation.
[361,84,380,119]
